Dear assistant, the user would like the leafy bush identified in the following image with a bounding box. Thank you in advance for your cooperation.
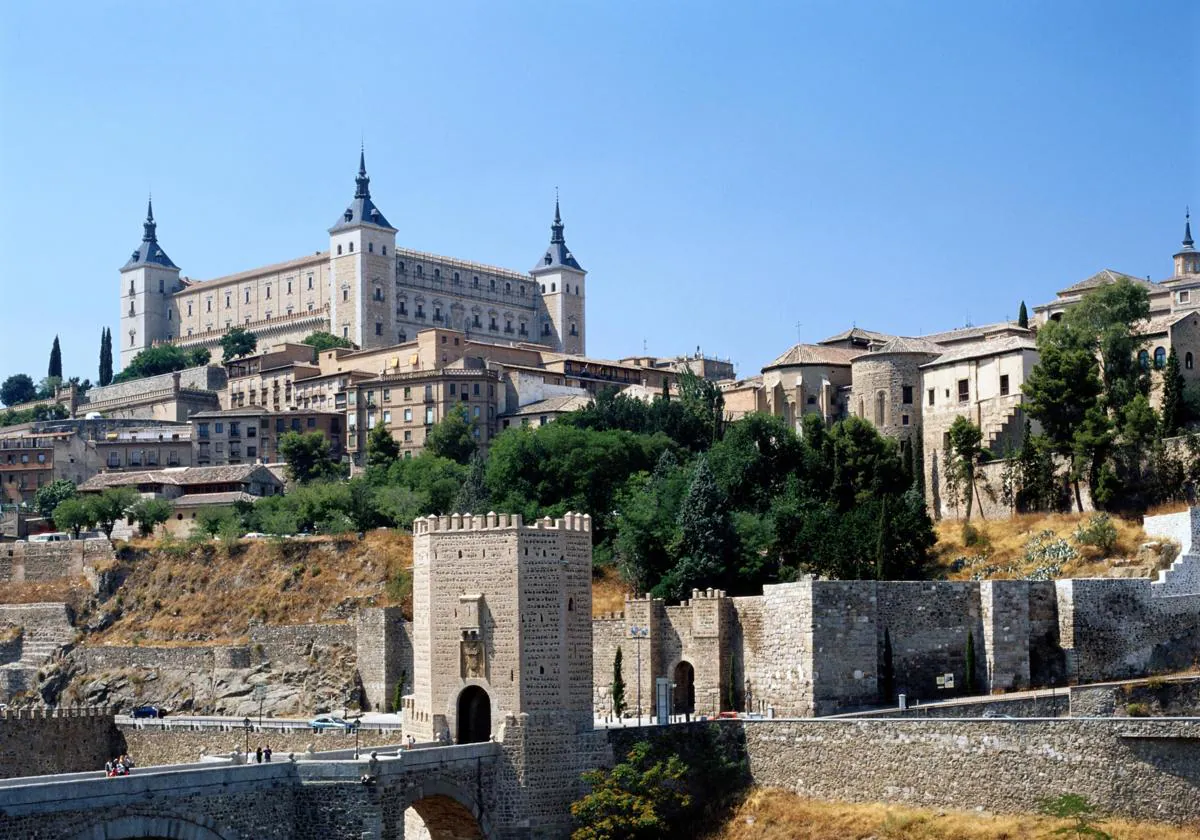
[1022,530,1077,580]
[1072,513,1118,556]
[1125,702,1150,717]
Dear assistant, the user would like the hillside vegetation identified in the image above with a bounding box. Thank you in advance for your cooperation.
[711,789,1200,840]
[86,530,412,645]
[932,510,1170,581]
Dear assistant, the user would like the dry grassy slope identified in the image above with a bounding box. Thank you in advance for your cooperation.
[933,511,1167,581]
[87,531,413,645]
[711,788,1200,840]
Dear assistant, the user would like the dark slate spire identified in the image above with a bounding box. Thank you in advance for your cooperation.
[355,146,371,200]
[123,194,178,270]
[142,196,157,242]
[1183,207,1195,251]
[330,146,394,233]
[531,191,583,273]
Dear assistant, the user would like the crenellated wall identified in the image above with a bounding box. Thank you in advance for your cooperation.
[1,538,114,583]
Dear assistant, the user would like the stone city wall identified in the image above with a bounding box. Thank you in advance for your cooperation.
[1,538,113,583]
[119,725,401,767]
[0,707,125,779]
[738,717,1200,824]
[355,606,411,712]
[80,365,227,408]
[77,644,218,674]
[846,692,1069,719]
[247,621,357,668]
[1069,676,1200,718]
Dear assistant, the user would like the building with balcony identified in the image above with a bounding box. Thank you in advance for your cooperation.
[190,408,343,466]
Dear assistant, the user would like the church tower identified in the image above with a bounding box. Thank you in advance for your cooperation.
[531,196,587,354]
[119,198,181,369]
[328,148,398,349]
[1174,209,1198,279]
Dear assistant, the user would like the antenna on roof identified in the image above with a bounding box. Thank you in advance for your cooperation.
[796,321,803,343]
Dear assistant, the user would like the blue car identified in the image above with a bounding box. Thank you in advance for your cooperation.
[131,705,165,719]
[309,715,358,732]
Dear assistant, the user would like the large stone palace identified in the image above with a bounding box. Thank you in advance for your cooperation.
[119,150,588,369]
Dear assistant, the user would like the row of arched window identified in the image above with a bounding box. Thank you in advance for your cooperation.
[1137,347,1193,370]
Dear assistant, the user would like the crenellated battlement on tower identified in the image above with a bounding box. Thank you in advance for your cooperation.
[412,511,592,534]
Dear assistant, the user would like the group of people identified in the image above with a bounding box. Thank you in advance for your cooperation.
[103,754,134,777]
[253,744,273,763]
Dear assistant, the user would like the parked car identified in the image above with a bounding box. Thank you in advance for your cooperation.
[309,715,358,732]
[131,705,165,719]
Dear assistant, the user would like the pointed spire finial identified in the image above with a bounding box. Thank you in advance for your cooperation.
[354,146,371,200]
[550,190,565,244]
[142,193,158,242]
[1185,205,1194,250]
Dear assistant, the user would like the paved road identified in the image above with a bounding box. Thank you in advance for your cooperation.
[117,712,405,731]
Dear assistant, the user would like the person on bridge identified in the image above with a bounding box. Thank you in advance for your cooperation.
[255,745,263,763]
[264,744,272,762]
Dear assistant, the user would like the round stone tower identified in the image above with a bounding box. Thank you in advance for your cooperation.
[850,337,943,446]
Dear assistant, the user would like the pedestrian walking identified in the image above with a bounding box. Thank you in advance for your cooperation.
[264,744,272,762]
[255,745,263,764]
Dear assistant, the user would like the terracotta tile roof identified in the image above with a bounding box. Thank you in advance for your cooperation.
[78,464,280,491]
[855,336,945,358]
[919,322,1029,346]
[501,395,593,417]
[172,491,258,507]
[763,344,860,370]
[1055,269,1151,297]
[921,335,1039,368]
[181,252,329,290]
[817,327,896,346]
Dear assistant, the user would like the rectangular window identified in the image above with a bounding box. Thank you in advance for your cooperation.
[215,422,224,433]
[375,322,382,336]
[403,387,411,400]
[425,407,435,425]
[999,374,1010,396]
[307,417,316,428]
[449,384,456,396]
[404,408,413,422]
[473,383,480,396]
[247,446,257,458]
[927,388,935,407]
[247,426,256,438]
[1178,290,1190,304]
[473,406,480,419]
[383,388,391,402]
[404,430,412,442]
[383,410,391,424]
[902,414,910,426]
[424,385,433,401]
[902,386,913,404]
[957,379,969,403]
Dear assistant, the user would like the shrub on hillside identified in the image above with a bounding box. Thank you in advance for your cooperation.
[1072,513,1119,556]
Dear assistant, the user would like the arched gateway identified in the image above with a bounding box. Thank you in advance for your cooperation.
[456,685,491,744]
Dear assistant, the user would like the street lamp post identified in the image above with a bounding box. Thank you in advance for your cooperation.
[630,626,649,726]
[242,717,252,757]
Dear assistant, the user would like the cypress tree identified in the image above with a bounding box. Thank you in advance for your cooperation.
[611,647,626,717]
[1017,301,1029,329]
[1161,345,1185,437]
[48,335,62,380]
[880,629,895,704]
[99,328,113,386]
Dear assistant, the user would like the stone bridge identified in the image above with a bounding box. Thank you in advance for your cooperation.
[0,741,516,840]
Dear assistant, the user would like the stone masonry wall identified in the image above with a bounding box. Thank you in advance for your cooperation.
[739,717,1200,824]
[79,365,227,408]
[0,708,125,778]
[247,622,356,668]
[119,725,400,766]
[2,538,114,583]
[356,606,410,712]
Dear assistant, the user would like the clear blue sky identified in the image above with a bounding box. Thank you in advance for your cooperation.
[1,1,1196,384]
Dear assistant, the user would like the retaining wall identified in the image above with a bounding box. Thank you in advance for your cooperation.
[1,538,113,583]
[0,708,124,779]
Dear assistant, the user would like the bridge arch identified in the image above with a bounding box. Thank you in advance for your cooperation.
[401,776,496,840]
[65,814,236,840]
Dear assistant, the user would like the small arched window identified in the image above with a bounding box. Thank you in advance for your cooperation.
[1154,346,1167,369]
[348,242,354,253]
[1187,352,1194,371]
[416,265,423,277]
[398,261,405,273]
[337,244,343,255]
[434,268,441,279]
[368,242,373,253]
[382,245,387,255]
[1138,349,1150,369]
[551,283,556,292]
[875,391,886,426]
[567,597,574,612]
[490,278,496,290]
[129,301,135,315]
[505,282,511,294]
[565,284,570,294]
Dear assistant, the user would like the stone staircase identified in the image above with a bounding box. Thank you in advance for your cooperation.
[982,400,1024,455]
[1153,553,1200,598]
[0,603,76,701]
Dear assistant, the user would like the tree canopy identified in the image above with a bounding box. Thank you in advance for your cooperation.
[219,327,258,362]
[301,331,354,354]
[277,431,345,483]
[113,344,211,383]
[1,374,36,407]
[425,405,478,464]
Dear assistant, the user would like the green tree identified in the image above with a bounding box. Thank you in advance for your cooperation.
[1017,301,1029,329]
[1161,345,1186,437]
[36,376,62,400]
[112,344,194,383]
[570,741,691,840]
[194,506,237,537]
[656,456,736,600]
[613,450,690,593]
[611,647,626,718]
[277,431,344,483]
[48,335,62,380]
[52,497,95,537]
[86,487,140,538]
[454,450,490,513]
[188,347,211,366]
[366,421,400,470]
[128,497,174,537]
[99,327,113,386]
[1015,420,1062,513]
[66,376,92,397]
[1023,319,1104,510]
[373,485,426,529]
[34,479,77,519]
[385,453,468,516]
[219,327,258,361]
[1,374,37,407]
[301,331,354,354]
[946,416,984,520]
[425,405,477,464]
[1038,793,1112,839]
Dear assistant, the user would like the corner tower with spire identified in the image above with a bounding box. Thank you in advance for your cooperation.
[1175,208,1198,279]
[329,147,398,349]
[532,193,587,354]
[119,197,182,369]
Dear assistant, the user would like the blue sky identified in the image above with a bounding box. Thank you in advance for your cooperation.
[1,1,1196,384]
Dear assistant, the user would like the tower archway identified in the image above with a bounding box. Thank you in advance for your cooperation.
[456,685,491,744]
[672,661,696,715]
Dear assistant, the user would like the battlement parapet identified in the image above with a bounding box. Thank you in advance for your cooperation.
[0,705,116,720]
[412,511,592,534]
